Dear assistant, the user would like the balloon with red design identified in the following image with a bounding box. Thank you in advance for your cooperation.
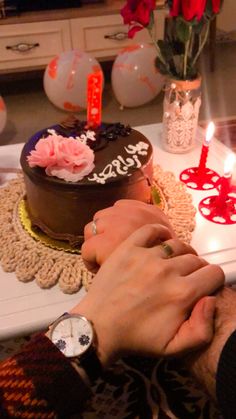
[111,43,165,108]
[43,50,104,111]
[0,96,7,133]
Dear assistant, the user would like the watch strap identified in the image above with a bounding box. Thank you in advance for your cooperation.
[72,346,103,383]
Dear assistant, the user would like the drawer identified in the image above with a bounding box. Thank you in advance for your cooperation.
[70,10,165,59]
[0,20,72,72]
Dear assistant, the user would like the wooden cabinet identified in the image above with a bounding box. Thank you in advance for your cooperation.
[0,1,166,73]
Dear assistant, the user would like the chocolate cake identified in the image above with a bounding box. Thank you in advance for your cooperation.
[20,118,153,245]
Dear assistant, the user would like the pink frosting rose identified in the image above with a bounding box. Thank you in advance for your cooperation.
[27,134,95,182]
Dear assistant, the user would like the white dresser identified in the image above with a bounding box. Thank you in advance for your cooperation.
[0,0,166,73]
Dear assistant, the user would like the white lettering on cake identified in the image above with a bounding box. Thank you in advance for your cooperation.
[46,129,96,145]
[88,141,149,184]
[77,130,96,144]
[88,164,117,184]
[47,129,57,135]
[132,155,142,168]
[125,141,149,156]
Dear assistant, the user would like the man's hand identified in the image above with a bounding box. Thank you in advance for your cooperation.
[185,286,236,401]
[73,224,225,367]
[82,199,176,272]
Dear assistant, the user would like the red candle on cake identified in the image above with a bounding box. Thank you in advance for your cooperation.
[87,70,103,128]
[198,121,215,176]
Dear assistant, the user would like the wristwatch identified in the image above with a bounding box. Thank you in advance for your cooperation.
[48,313,103,382]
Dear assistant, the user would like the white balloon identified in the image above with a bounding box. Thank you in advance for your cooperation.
[112,43,165,108]
[44,50,103,112]
[0,96,7,134]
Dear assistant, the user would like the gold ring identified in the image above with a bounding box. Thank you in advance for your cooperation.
[92,219,98,236]
[160,242,174,258]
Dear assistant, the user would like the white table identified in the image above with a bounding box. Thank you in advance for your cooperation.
[0,123,235,340]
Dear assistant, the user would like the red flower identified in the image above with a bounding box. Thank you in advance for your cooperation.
[212,0,221,13]
[170,0,207,21]
[170,0,222,20]
[121,0,156,38]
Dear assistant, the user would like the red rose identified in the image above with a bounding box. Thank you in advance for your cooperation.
[212,0,221,13]
[170,0,207,21]
[170,0,181,17]
[121,0,156,38]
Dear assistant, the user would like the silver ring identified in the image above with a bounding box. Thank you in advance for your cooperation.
[92,219,98,236]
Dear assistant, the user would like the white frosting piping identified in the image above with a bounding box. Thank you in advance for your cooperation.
[77,130,96,144]
[46,129,96,145]
[88,141,149,184]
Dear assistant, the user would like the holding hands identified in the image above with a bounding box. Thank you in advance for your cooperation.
[82,199,176,273]
[74,218,224,367]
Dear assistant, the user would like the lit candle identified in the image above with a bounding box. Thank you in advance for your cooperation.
[87,70,103,128]
[198,122,215,175]
[216,153,236,207]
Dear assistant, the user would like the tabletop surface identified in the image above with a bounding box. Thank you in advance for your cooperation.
[0,122,235,339]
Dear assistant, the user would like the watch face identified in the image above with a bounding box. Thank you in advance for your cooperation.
[51,315,93,358]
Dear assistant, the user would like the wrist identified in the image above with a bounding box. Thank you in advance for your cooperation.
[69,303,118,369]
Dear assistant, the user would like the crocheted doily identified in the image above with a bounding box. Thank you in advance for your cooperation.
[0,167,196,294]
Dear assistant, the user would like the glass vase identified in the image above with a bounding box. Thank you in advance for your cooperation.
[162,77,201,153]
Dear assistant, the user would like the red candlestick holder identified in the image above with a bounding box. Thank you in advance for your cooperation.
[179,165,220,191]
[198,176,236,224]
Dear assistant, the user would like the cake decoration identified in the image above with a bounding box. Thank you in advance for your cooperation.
[58,115,132,147]
[27,133,95,182]
[88,141,149,184]
[87,70,103,128]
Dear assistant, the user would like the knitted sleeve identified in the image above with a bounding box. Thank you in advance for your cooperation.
[0,333,92,418]
[216,329,236,419]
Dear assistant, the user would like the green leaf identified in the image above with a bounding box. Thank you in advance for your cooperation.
[186,65,198,80]
[155,57,169,75]
[171,41,185,55]
[192,19,205,34]
[156,40,178,76]
[172,54,183,75]
[176,18,191,43]
[147,11,155,30]
[157,40,173,62]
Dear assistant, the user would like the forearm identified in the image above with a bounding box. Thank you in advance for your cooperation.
[185,287,236,410]
[0,333,91,418]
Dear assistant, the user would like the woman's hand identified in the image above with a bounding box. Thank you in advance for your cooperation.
[82,199,176,272]
[72,224,225,367]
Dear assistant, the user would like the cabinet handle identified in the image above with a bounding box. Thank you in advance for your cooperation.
[6,42,40,52]
[104,32,128,41]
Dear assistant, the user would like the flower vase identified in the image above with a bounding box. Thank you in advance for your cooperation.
[162,77,201,153]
